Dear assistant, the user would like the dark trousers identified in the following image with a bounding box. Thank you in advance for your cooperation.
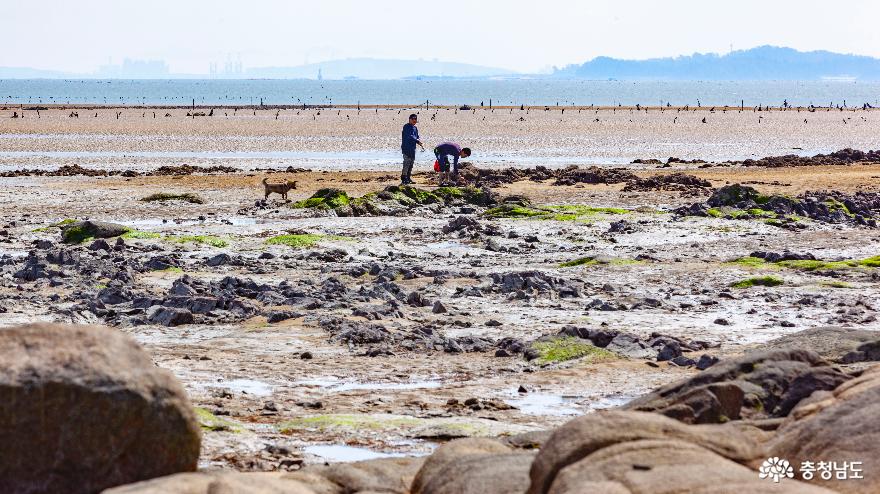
[401,153,415,182]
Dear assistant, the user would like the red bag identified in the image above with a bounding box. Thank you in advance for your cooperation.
[433,160,440,172]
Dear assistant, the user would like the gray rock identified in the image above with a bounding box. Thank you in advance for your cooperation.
[0,323,200,494]
[61,220,129,243]
[148,306,194,327]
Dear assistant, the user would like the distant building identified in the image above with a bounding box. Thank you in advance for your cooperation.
[96,58,169,78]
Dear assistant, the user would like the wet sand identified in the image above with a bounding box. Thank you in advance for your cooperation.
[1,107,879,170]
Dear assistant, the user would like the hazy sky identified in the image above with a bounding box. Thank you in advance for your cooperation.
[4,0,879,73]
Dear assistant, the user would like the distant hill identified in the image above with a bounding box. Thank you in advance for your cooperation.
[246,58,515,80]
[0,66,69,78]
[554,46,880,80]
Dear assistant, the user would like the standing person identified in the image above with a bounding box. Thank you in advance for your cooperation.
[400,114,424,185]
[433,141,471,186]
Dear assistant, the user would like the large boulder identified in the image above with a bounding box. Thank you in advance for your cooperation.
[543,438,833,494]
[623,349,851,423]
[61,220,130,244]
[106,457,424,494]
[767,326,880,364]
[412,438,536,494]
[103,472,326,494]
[765,364,880,493]
[526,411,830,494]
[0,323,201,494]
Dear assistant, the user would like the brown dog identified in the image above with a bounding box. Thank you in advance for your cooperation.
[262,177,298,200]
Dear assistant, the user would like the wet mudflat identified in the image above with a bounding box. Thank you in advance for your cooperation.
[1,107,879,473]
[1,159,879,471]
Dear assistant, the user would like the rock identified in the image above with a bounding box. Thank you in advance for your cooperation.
[407,291,430,307]
[205,253,232,267]
[266,310,298,323]
[412,438,537,494]
[297,456,425,494]
[147,306,195,327]
[541,439,831,494]
[623,350,851,424]
[61,220,129,243]
[671,355,697,367]
[766,365,880,493]
[606,333,655,359]
[767,326,880,363]
[696,354,720,370]
[432,301,447,314]
[102,472,326,494]
[526,410,829,494]
[443,216,481,234]
[657,342,682,361]
[0,323,200,494]
[88,238,111,251]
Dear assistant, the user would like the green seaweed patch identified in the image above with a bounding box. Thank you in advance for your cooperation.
[706,208,723,218]
[33,218,77,232]
[277,414,421,433]
[167,235,228,248]
[820,281,854,289]
[559,257,643,268]
[857,256,880,267]
[824,198,853,217]
[485,204,629,222]
[559,257,599,268]
[726,256,776,269]
[121,230,161,240]
[485,204,546,218]
[140,193,205,204]
[266,234,325,248]
[776,259,854,271]
[747,208,776,218]
[731,276,784,289]
[194,407,243,433]
[531,337,616,364]
[293,188,351,209]
[61,226,97,244]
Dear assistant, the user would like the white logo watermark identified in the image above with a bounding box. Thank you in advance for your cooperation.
[759,457,794,483]
[758,457,864,483]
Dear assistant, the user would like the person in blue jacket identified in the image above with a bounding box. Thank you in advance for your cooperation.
[433,141,471,186]
[400,114,424,185]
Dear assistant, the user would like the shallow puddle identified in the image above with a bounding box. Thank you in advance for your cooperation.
[296,378,442,392]
[303,444,405,463]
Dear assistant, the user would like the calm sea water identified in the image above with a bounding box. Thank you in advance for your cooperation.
[1,79,879,107]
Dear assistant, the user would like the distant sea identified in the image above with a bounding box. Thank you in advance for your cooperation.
[1,79,879,107]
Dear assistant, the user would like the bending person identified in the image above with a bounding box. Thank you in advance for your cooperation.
[433,141,471,186]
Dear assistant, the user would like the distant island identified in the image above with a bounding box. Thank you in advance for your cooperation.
[2,47,880,80]
[553,46,880,81]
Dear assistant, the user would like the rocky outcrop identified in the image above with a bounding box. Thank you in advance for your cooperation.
[526,411,831,494]
[105,457,425,494]
[412,438,536,494]
[765,365,880,494]
[0,323,200,494]
[767,326,880,364]
[623,349,851,424]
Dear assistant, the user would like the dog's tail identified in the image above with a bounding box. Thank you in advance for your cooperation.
[262,177,268,185]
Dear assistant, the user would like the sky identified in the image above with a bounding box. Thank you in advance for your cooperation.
[3,0,879,74]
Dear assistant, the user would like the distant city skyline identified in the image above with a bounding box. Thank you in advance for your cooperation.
[2,0,878,74]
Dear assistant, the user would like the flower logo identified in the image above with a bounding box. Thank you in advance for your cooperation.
[759,457,795,483]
